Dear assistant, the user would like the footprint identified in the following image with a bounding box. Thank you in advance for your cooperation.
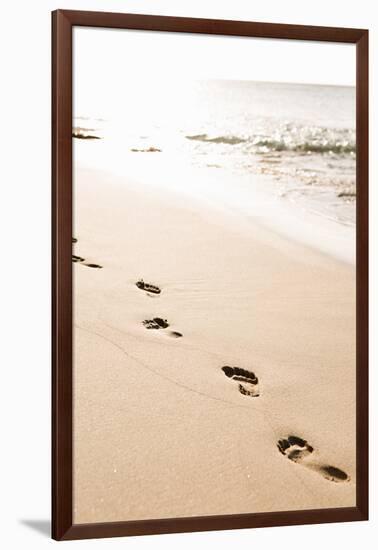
[143,317,170,330]
[277,435,349,482]
[72,239,102,268]
[72,255,102,268]
[142,319,183,337]
[136,279,161,295]
[222,366,260,397]
[277,436,313,461]
[72,237,102,269]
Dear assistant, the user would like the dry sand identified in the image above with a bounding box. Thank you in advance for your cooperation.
[73,165,356,524]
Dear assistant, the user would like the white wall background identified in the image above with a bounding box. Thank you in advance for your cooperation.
[0,1,375,548]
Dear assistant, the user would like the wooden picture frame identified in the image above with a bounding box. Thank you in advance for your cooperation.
[52,9,368,541]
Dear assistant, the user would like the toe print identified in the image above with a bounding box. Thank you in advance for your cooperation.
[277,435,349,483]
[277,436,314,461]
[222,366,260,397]
[143,317,170,330]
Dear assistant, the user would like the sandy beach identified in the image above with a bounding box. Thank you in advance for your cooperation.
[72,164,356,524]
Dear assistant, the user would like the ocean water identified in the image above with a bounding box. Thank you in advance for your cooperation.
[74,79,356,230]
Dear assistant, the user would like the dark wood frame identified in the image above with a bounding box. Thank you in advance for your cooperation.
[52,9,369,541]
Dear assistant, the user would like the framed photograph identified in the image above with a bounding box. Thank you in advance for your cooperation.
[52,10,368,541]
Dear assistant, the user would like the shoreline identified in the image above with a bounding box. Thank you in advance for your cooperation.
[75,142,356,265]
[73,164,356,524]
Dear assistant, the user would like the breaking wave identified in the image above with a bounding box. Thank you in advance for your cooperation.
[186,134,247,145]
[252,139,355,154]
[185,126,355,155]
